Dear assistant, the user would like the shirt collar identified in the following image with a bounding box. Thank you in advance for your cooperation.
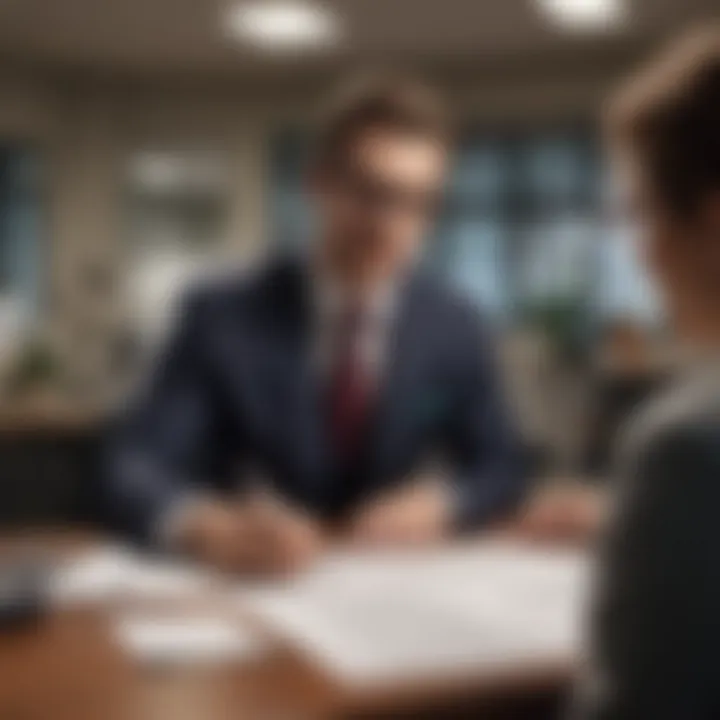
[310,264,400,329]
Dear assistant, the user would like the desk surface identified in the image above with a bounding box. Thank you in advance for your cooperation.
[0,532,575,720]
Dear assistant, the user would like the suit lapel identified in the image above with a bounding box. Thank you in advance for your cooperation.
[276,263,332,499]
[366,275,428,483]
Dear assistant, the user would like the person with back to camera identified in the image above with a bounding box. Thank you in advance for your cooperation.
[573,27,720,720]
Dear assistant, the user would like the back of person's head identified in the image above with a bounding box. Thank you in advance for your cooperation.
[607,26,720,218]
[607,27,720,336]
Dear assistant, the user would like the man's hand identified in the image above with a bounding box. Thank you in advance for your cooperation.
[243,495,325,575]
[176,497,324,576]
[508,484,606,545]
[348,480,452,546]
[174,499,247,572]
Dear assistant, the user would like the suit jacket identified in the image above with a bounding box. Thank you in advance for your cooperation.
[106,256,524,542]
[573,364,720,720]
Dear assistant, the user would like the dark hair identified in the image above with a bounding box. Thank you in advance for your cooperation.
[607,27,720,216]
[314,74,452,169]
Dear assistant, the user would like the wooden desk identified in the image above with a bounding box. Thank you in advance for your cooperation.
[0,533,574,720]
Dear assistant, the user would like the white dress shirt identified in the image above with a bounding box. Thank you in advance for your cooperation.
[310,272,400,388]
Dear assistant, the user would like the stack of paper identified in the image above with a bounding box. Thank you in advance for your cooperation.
[237,542,590,683]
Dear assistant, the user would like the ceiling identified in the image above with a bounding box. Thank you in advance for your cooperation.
[0,0,716,79]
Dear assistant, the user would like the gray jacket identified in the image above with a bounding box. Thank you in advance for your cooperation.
[574,364,720,720]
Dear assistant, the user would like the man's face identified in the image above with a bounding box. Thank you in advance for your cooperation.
[312,127,448,287]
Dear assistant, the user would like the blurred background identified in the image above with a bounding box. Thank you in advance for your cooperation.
[0,0,715,526]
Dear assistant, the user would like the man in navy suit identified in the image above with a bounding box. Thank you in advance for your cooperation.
[107,76,524,574]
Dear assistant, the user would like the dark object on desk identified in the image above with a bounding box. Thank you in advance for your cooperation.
[0,556,49,629]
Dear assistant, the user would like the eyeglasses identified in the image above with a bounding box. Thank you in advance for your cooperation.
[334,166,443,219]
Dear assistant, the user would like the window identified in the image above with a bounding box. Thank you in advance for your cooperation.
[432,139,510,316]
[269,130,313,249]
[0,146,42,349]
[123,150,232,345]
[436,130,602,325]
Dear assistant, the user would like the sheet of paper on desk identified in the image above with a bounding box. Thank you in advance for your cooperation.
[237,542,590,684]
[115,616,263,666]
[51,546,212,605]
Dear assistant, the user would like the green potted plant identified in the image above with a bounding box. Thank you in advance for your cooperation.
[519,294,590,366]
[3,337,66,410]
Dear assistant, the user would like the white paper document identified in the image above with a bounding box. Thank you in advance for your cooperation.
[115,616,262,666]
[237,542,590,684]
[51,546,211,606]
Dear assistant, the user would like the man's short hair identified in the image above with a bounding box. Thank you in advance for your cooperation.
[607,26,720,216]
[314,74,452,169]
